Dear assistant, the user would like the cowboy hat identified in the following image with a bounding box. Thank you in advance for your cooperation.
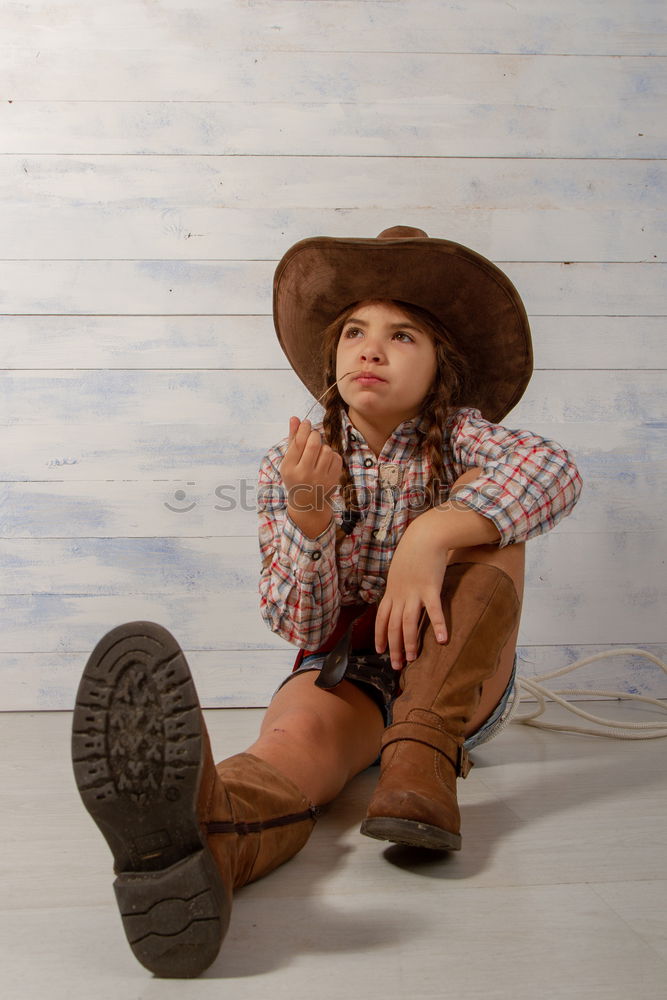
[272,226,533,423]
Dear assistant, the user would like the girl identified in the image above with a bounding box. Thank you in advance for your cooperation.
[72,227,582,978]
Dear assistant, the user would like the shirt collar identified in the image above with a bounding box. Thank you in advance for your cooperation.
[340,408,428,455]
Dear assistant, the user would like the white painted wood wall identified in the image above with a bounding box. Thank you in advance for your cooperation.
[1,0,665,710]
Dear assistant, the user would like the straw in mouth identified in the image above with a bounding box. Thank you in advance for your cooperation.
[301,370,361,422]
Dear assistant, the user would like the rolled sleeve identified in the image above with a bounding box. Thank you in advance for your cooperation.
[447,408,583,546]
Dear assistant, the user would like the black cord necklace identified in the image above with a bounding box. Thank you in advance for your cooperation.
[340,509,363,535]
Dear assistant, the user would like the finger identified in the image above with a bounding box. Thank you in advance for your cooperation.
[288,416,300,442]
[314,442,336,476]
[402,602,425,662]
[387,610,406,671]
[301,427,324,464]
[325,449,343,479]
[295,418,312,444]
[289,419,312,462]
[425,597,448,644]
[375,599,390,654]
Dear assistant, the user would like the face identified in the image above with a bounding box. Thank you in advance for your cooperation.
[335,300,438,429]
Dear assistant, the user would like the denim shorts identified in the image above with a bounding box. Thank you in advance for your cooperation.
[275,649,517,753]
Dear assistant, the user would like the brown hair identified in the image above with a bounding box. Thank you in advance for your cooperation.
[320,299,469,527]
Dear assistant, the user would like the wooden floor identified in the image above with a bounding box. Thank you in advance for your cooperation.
[1,703,666,998]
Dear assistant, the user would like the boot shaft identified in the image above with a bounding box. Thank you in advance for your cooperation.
[201,752,318,889]
[362,563,521,850]
[392,561,521,741]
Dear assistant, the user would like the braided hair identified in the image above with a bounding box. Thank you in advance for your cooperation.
[319,299,470,530]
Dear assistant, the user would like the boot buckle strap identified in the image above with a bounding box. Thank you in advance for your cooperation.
[456,744,473,779]
[381,721,472,778]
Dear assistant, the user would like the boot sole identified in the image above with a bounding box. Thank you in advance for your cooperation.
[72,621,230,977]
[360,816,462,851]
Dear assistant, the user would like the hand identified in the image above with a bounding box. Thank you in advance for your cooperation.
[375,515,449,670]
[280,417,343,536]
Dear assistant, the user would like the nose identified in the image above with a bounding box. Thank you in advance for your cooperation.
[358,335,384,363]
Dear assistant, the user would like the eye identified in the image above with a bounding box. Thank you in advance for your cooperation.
[393,330,415,343]
[343,326,363,339]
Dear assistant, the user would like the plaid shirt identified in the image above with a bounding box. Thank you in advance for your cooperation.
[257,406,582,648]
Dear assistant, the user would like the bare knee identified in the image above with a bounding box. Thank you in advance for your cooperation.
[261,704,332,752]
[250,676,384,802]
[260,674,383,756]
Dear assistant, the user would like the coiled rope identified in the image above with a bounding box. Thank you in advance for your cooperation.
[503,648,667,740]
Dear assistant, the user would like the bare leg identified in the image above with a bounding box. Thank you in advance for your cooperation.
[246,468,524,801]
[247,542,523,798]
[246,672,385,804]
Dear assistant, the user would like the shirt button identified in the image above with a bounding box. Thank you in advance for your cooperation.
[312,550,322,561]
[349,432,357,442]
[364,458,374,468]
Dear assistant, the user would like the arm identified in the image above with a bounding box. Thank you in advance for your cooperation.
[374,489,499,669]
[445,408,583,546]
[375,409,583,668]
[257,418,343,648]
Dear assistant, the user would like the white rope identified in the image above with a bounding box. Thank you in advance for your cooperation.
[507,647,667,740]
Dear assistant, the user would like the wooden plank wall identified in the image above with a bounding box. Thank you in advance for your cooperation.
[1,0,665,710]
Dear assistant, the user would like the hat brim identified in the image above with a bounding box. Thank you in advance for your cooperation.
[273,235,533,423]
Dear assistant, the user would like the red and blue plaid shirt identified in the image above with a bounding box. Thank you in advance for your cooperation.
[258,407,582,648]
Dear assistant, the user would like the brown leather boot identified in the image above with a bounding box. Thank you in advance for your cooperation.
[360,562,520,851]
[72,622,317,978]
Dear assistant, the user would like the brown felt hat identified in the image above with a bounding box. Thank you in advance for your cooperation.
[273,226,533,423]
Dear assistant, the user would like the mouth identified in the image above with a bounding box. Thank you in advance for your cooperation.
[354,372,387,385]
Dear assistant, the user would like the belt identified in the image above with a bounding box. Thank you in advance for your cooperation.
[292,603,378,690]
